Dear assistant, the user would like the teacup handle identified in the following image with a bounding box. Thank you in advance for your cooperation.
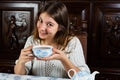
[68,69,77,78]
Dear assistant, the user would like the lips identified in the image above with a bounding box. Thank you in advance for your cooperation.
[40,31,48,35]
[39,31,48,38]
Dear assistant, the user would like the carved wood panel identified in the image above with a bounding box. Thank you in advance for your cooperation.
[0,1,40,61]
[89,2,120,69]
[63,1,90,60]
[2,11,30,49]
[64,2,89,35]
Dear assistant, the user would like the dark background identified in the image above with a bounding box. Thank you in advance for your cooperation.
[0,0,120,80]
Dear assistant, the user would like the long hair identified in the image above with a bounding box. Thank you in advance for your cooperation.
[32,1,73,49]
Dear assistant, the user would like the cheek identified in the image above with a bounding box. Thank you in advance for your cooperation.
[37,23,42,31]
[36,22,39,29]
[37,22,40,27]
[47,28,52,32]
[47,27,58,34]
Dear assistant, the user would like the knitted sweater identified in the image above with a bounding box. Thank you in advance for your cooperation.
[24,35,90,78]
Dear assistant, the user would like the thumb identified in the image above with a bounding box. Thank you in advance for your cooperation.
[52,48,62,54]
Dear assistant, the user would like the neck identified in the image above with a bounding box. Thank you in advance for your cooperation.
[41,39,54,45]
[41,39,59,49]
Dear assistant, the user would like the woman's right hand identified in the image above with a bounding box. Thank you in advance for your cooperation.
[17,46,34,64]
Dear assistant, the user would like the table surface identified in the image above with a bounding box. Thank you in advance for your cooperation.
[0,73,70,80]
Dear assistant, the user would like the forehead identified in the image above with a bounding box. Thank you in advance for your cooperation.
[39,12,57,23]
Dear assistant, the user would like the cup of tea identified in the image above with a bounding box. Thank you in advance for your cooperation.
[32,45,53,58]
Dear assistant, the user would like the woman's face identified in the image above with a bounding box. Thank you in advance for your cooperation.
[37,12,58,40]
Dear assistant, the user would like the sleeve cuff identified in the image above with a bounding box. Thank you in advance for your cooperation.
[15,60,19,64]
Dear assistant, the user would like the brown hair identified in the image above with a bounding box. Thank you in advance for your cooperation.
[32,1,73,49]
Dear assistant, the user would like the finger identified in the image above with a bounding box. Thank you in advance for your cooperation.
[53,48,64,54]
[19,55,34,61]
[53,48,61,54]
[22,45,33,52]
[28,53,34,57]
[21,50,33,56]
[40,54,56,60]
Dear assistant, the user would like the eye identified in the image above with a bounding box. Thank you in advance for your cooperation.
[47,23,53,27]
[38,18,42,23]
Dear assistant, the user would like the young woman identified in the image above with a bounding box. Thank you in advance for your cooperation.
[14,1,90,78]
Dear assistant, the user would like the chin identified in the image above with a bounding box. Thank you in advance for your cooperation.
[39,35,46,39]
[39,37,45,39]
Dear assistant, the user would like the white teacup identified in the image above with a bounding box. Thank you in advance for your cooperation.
[32,45,53,58]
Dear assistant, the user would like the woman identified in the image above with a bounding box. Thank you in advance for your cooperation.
[14,1,90,78]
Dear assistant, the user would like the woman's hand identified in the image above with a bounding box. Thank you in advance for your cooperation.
[40,47,80,74]
[39,48,67,61]
[17,46,34,64]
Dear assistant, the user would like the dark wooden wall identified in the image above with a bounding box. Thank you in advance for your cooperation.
[0,0,120,80]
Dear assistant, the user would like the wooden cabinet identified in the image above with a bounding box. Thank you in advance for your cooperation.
[88,1,120,80]
[96,74,120,80]
[62,1,90,61]
[0,1,41,73]
[0,63,14,73]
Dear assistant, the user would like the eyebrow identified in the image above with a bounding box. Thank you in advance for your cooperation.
[39,15,56,26]
[38,17,42,20]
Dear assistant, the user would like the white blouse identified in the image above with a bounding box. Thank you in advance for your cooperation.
[23,35,90,78]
